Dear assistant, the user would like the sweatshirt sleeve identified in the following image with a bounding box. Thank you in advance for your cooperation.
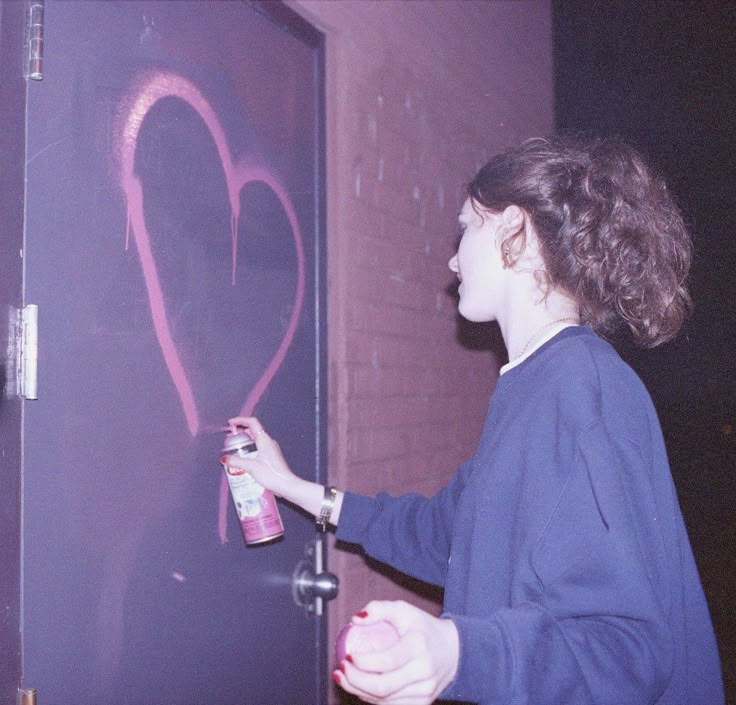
[441,421,675,705]
[335,460,474,588]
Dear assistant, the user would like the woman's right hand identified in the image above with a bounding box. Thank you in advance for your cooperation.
[226,416,340,526]
[225,416,303,500]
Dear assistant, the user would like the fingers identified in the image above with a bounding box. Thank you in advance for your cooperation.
[335,656,435,705]
[334,659,408,702]
[334,601,459,705]
[221,419,299,499]
[227,417,274,454]
[346,601,423,673]
[222,453,255,470]
[351,599,417,631]
[227,416,269,439]
[348,638,411,675]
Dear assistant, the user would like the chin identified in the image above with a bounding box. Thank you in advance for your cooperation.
[458,302,493,323]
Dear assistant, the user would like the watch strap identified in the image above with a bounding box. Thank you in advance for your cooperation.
[317,485,337,532]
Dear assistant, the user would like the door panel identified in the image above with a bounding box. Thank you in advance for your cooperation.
[22,3,325,703]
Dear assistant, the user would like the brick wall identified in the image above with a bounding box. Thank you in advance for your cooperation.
[290,0,553,694]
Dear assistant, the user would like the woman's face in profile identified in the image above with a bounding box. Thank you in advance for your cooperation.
[449,198,508,323]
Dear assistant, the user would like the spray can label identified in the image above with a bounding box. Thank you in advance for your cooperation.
[221,433,284,545]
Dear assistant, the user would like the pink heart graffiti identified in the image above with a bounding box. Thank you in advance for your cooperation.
[117,69,306,543]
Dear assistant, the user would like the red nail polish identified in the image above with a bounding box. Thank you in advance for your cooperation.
[356,610,368,618]
[338,661,346,673]
[346,654,354,664]
[332,671,341,685]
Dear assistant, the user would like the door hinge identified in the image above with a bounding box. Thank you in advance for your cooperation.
[6,304,39,400]
[18,688,36,705]
[25,0,44,81]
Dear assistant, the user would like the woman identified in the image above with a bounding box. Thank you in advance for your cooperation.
[226,135,724,705]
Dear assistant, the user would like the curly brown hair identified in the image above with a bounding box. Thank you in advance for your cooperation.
[467,135,693,347]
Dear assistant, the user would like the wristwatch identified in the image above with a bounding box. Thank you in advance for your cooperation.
[317,485,337,532]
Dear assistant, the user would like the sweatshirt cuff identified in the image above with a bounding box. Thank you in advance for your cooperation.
[334,491,375,544]
[439,612,513,704]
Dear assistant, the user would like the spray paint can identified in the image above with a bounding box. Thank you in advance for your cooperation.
[221,431,284,545]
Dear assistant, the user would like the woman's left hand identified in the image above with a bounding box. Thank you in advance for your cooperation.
[334,600,459,705]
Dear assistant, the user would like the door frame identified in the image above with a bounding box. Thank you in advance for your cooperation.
[0,1,29,702]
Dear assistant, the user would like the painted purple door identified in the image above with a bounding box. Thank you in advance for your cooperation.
[20,2,326,703]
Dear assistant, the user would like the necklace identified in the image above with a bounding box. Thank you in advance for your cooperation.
[517,317,580,359]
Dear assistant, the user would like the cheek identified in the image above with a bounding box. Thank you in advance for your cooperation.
[457,238,478,271]
[456,253,499,319]
[459,246,488,283]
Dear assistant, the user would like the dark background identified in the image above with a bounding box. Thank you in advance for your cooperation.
[553,1,736,701]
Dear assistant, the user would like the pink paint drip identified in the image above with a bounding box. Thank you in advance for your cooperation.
[117,70,306,543]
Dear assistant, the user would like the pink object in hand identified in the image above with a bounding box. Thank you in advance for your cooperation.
[335,619,401,662]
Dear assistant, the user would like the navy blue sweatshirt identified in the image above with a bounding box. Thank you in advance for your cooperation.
[336,326,724,705]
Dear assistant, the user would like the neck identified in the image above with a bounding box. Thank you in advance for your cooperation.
[515,316,579,360]
[499,290,580,362]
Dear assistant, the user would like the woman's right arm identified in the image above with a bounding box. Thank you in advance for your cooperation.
[226,416,470,586]
[225,416,345,528]
[335,461,473,587]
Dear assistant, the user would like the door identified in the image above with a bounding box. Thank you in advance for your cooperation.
[18,2,326,703]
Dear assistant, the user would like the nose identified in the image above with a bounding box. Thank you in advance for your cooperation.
[448,254,458,273]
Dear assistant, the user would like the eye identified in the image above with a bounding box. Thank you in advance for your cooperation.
[456,223,467,241]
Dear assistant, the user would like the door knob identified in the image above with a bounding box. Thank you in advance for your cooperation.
[293,563,339,602]
[292,537,338,615]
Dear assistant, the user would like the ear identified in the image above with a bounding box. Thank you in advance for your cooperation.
[501,205,525,229]
[501,206,529,250]
[517,215,545,269]
[498,206,529,268]
[500,207,543,270]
